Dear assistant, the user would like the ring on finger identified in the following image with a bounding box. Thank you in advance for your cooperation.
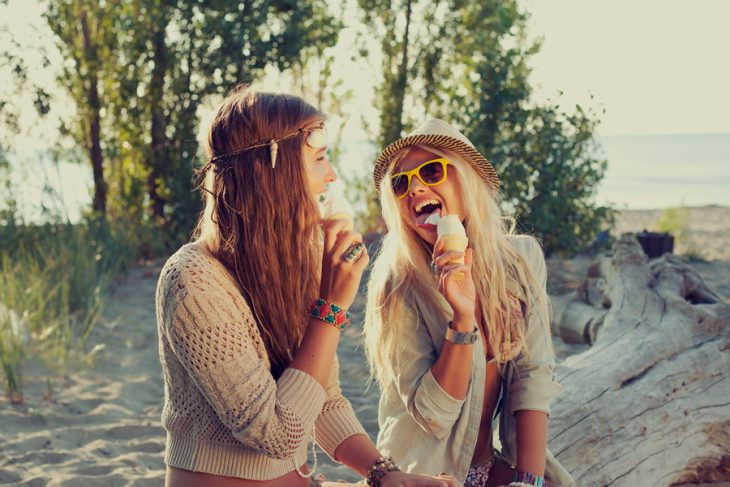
[343,242,365,263]
[343,243,365,263]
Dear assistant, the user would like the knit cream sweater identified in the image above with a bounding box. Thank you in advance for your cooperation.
[155,240,367,480]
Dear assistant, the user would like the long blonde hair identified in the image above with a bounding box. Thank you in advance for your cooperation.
[364,145,546,385]
[193,86,323,378]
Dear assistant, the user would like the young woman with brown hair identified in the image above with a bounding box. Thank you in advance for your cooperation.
[155,87,459,487]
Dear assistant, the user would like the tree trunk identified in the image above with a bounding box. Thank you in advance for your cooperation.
[147,22,167,223]
[392,0,412,137]
[80,9,106,216]
[549,236,730,485]
[379,0,412,147]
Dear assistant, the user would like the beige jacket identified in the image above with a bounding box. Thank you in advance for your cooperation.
[374,235,575,486]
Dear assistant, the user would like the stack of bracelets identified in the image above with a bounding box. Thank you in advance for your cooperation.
[308,298,350,331]
[510,470,546,487]
[365,456,400,486]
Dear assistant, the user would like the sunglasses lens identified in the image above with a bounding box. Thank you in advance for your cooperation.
[306,129,327,149]
[391,174,409,197]
[419,161,446,184]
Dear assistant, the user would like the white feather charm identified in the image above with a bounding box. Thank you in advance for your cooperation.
[269,139,278,168]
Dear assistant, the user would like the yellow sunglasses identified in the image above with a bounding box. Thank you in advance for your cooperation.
[390,158,450,199]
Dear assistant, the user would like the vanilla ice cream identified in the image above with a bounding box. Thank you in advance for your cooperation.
[321,194,355,231]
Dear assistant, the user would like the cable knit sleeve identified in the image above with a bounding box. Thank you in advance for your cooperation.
[158,252,326,460]
[314,353,368,460]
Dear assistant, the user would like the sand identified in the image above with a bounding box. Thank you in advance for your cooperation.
[612,204,730,262]
[548,206,730,302]
[1,206,728,486]
[0,264,166,486]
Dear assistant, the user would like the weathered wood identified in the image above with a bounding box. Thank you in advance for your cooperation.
[549,236,730,486]
[551,293,607,345]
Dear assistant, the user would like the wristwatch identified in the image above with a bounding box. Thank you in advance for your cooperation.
[444,321,479,345]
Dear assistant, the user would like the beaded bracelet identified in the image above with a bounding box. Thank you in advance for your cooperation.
[512,470,545,486]
[365,455,400,486]
[308,298,350,331]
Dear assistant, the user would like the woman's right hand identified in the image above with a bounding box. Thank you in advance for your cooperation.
[380,470,462,487]
[432,240,476,324]
[319,218,369,309]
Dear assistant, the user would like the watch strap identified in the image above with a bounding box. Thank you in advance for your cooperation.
[445,322,479,344]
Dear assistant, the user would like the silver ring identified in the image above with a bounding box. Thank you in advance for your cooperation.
[343,242,365,263]
[430,260,438,274]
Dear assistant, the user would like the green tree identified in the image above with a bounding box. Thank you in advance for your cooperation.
[439,2,612,253]
[46,0,118,217]
[45,0,340,251]
[358,0,613,254]
[358,0,414,149]
[111,0,340,250]
[355,0,418,232]
[0,9,54,226]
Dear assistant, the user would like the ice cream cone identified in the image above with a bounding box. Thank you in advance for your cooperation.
[321,195,355,231]
[440,234,469,264]
[434,214,468,265]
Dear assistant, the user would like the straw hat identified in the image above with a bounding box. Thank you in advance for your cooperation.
[373,118,499,193]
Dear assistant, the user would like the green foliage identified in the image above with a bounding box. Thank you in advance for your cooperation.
[41,0,341,252]
[358,0,415,149]
[0,218,131,402]
[682,249,707,263]
[655,207,708,262]
[480,102,615,254]
[655,206,689,243]
[356,0,614,254]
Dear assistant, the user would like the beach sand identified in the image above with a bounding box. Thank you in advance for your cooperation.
[1,206,728,485]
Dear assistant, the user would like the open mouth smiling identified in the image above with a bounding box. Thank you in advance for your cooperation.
[413,198,443,226]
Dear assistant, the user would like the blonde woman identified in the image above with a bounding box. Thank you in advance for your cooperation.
[155,88,460,487]
[364,119,575,487]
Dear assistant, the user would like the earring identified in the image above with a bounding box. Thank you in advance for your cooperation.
[269,139,278,168]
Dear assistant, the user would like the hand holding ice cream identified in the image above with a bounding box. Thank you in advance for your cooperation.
[429,212,475,317]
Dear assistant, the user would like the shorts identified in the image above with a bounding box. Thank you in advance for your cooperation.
[464,457,496,487]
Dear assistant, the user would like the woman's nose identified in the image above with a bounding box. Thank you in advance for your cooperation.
[325,162,337,183]
[409,175,427,195]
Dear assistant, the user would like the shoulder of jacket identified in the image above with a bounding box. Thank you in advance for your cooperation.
[506,234,543,263]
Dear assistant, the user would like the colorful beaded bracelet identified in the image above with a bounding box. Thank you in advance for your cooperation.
[513,470,545,487]
[308,298,350,331]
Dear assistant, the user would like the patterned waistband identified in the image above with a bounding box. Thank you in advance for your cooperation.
[465,456,496,487]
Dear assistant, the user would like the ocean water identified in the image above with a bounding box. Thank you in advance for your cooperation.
[3,133,729,223]
[596,133,730,209]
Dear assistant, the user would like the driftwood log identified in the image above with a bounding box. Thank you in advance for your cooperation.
[547,235,730,486]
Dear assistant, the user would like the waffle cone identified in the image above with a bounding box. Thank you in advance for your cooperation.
[440,235,468,264]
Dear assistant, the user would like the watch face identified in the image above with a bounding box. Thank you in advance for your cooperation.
[446,325,478,344]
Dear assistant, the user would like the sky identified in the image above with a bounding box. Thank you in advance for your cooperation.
[522,0,730,136]
[3,0,730,143]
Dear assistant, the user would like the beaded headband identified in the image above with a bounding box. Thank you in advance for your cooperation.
[208,123,326,170]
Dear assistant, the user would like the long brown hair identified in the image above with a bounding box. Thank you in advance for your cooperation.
[194,86,323,378]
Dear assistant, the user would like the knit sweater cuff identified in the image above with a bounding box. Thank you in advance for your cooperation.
[315,402,369,461]
[277,367,327,432]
